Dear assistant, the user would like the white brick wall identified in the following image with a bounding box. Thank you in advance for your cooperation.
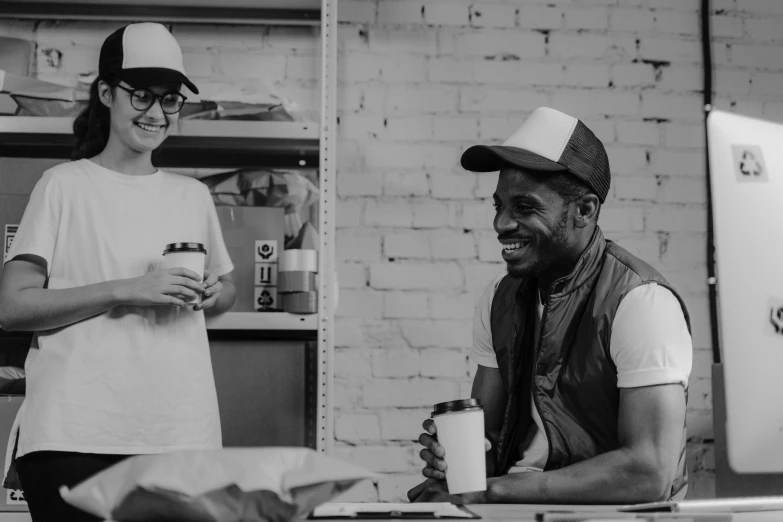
[327,0,783,502]
[8,0,783,502]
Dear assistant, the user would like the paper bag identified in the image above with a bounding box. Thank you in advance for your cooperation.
[60,447,376,522]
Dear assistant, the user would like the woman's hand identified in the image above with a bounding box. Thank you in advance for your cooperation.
[193,269,222,311]
[118,268,205,307]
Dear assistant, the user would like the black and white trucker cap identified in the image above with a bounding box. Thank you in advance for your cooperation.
[99,22,199,95]
[461,107,611,202]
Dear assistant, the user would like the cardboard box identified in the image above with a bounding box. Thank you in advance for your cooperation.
[0,397,26,512]
[215,206,285,312]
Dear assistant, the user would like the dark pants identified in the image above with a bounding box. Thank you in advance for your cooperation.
[16,451,132,522]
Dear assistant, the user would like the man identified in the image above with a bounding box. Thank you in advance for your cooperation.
[407,107,692,504]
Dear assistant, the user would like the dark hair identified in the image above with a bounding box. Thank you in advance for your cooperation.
[71,78,112,161]
[536,171,602,221]
[547,172,592,202]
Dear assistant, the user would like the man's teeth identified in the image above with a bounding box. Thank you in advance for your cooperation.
[503,242,525,252]
[137,122,161,132]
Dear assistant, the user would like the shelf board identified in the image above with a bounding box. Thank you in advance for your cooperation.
[207,312,318,341]
[0,311,318,344]
[0,117,319,168]
[0,1,320,25]
[205,311,316,330]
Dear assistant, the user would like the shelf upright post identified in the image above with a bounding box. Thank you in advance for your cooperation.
[316,0,337,454]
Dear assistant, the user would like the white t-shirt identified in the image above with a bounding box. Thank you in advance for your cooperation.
[4,159,234,457]
[471,273,692,473]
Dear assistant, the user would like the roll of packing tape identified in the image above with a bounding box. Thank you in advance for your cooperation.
[282,291,318,314]
[278,271,317,293]
[280,249,318,273]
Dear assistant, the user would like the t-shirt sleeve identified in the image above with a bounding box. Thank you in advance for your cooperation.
[200,186,234,278]
[470,272,506,369]
[610,283,693,389]
[4,170,61,275]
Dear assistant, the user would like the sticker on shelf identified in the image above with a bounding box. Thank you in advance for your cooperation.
[254,286,278,311]
[255,240,278,263]
[4,224,18,262]
[6,488,26,505]
[255,263,278,286]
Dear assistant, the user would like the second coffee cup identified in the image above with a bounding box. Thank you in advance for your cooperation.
[431,398,487,494]
[162,242,206,304]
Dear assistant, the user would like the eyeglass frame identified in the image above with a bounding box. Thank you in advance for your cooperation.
[114,83,188,114]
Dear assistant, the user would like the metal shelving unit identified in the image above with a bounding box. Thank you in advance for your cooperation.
[0,0,321,25]
[0,118,320,168]
[0,0,337,456]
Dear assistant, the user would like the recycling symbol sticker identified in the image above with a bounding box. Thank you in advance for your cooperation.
[254,286,277,311]
[732,144,768,183]
[769,297,783,338]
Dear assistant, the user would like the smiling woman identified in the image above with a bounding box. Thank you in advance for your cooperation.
[0,22,236,522]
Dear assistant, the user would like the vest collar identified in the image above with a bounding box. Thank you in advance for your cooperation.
[547,226,606,297]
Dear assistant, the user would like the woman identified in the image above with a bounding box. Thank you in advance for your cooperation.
[0,22,236,521]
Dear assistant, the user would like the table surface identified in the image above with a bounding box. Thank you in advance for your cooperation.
[465,504,783,521]
[2,503,782,522]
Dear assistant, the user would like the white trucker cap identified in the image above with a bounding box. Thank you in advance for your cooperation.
[461,107,611,202]
[98,22,198,94]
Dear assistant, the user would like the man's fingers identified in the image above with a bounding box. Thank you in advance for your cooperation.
[406,478,436,502]
[419,449,447,471]
[485,438,492,452]
[422,467,446,480]
[407,483,424,502]
[422,418,436,435]
[418,433,445,457]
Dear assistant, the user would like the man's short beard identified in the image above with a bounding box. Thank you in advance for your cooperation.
[505,208,571,280]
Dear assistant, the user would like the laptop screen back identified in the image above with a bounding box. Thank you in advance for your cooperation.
[707,109,783,473]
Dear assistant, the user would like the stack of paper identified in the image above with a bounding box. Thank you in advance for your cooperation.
[312,502,478,519]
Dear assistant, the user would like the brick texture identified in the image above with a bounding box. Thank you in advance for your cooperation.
[5,0,781,501]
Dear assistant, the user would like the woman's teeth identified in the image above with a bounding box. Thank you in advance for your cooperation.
[136,122,162,132]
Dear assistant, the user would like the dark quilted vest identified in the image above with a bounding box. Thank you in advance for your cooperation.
[490,228,690,501]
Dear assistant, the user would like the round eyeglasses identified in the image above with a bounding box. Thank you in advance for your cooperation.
[115,84,187,114]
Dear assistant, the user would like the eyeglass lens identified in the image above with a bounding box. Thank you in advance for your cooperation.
[131,90,185,114]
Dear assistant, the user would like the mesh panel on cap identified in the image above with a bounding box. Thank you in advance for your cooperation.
[559,120,611,203]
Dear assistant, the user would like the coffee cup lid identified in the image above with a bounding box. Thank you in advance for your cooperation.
[432,398,483,416]
[163,242,207,255]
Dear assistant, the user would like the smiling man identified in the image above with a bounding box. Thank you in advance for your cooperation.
[408,107,693,504]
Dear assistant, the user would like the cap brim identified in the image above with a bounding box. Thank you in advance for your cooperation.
[120,67,199,95]
[461,145,567,173]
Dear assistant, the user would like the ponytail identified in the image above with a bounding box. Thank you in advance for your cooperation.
[71,78,112,160]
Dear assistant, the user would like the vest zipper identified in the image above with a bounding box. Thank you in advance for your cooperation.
[533,292,554,470]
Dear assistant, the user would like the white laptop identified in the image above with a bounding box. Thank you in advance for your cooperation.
[705,110,783,475]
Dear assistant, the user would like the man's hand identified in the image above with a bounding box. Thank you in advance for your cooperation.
[408,478,490,504]
[407,479,458,503]
[193,268,222,311]
[408,418,493,503]
[417,419,492,480]
[418,419,447,480]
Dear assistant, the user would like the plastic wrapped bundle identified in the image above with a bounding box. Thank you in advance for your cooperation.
[201,169,319,239]
[60,447,375,522]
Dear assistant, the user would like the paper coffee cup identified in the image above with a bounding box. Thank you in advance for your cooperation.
[431,398,487,494]
[162,242,206,304]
